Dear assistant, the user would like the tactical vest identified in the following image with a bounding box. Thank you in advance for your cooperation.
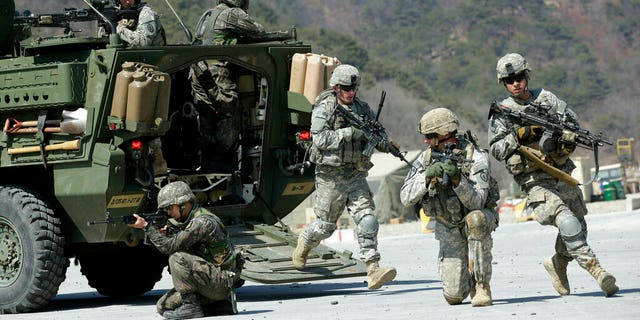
[501,89,572,178]
[423,133,500,226]
[309,91,373,170]
[200,4,237,45]
[187,206,236,269]
[458,134,500,209]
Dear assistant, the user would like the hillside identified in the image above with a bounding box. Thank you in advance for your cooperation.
[13,0,640,177]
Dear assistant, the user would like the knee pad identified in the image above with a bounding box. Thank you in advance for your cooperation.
[168,251,188,266]
[556,211,586,251]
[355,213,379,238]
[465,210,488,240]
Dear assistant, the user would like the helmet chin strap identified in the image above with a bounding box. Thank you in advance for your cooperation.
[177,203,187,220]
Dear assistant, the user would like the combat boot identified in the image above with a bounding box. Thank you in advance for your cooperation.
[543,254,570,295]
[443,294,463,305]
[471,283,492,307]
[292,235,312,270]
[163,293,204,319]
[586,258,619,297]
[366,260,397,290]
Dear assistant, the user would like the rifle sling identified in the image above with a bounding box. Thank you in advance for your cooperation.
[518,145,579,186]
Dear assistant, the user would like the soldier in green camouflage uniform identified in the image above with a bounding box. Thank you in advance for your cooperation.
[292,64,397,290]
[198,0,266,45]
[489,53,618,297]
[400,108,499,307]
[116,0,166,47]
[129,181,238,319]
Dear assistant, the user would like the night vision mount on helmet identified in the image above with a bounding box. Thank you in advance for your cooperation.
[496,53,531,81]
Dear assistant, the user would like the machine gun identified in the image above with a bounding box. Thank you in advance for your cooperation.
[86,210,168,226]
[489,101,612,184]
[334,91,413,167]
[13,0,138,36]
[242,26,298,44]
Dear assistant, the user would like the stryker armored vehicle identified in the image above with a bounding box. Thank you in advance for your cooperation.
[0,0,365,313]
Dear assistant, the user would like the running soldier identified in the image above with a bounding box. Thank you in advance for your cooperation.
[293,64,397,290]
[488,52,618,297]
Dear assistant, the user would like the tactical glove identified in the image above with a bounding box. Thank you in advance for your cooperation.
[118,18,135,28]
[425,162,444,179]
[560,142,576,155]
[517,125,543,143]
[443,160,460,180]
[377,140,399,153]
[539,130,558,154]
[559,131,577,155]
[351,128,367,141]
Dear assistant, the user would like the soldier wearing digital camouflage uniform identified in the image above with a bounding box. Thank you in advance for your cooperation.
[129,181,239,319]
[489,53,618,297]
[400,108,499,306]
[292,64,397,290]
[116,0,166,47]
[197,0,267,45]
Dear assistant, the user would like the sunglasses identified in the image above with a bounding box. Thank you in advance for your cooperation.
[423,132,455,140]
[503,73,526,84]
[340,85,357,92]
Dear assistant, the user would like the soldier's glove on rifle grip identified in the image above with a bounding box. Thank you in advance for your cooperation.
[517,125,542,143]
[376,140,399,153]
[556,131,577,155]
[443,160,460,180]
[425,162,444,179]
[351,127,367,142]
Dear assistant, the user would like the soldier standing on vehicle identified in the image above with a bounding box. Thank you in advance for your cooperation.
[292,64,397,290]
[116,0,166,47]
[197,0,268,45]
[129,181,239,319]
[488,53,618,297]
[400,108,499,306]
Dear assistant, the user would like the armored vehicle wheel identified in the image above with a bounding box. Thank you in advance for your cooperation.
[0,186,69,313]
[77,244,167,297]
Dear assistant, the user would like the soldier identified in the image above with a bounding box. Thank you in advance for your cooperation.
[116,0,166,47]
[488,53,618,297]
[400,108,499,306]
[292,64,397,290]
[198,0,267,45]
[129,181,239,319]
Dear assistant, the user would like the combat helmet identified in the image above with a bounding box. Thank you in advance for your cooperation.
[329,64,360,87]
[157,181,196,209]
[419,107,459,136]
[496,53,531,82]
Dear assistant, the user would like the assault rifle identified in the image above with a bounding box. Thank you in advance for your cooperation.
[489,101,612,184]
[87,210,168,226]
[428,142,473,187]
[488,101,612,150]
[430,143,472,166]
[334,91,413,167]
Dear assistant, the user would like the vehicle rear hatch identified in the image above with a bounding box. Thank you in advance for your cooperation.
[229,223,367,284]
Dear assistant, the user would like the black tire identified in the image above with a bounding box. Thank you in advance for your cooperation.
[77,244,167,297]
[0,186,69,314]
